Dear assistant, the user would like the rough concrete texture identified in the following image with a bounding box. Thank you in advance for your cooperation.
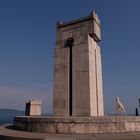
[1,125,140,140]
[53,11,104,117]
[14,116,140,134]
[25,99,42,116]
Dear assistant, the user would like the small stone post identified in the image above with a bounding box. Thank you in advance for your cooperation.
[25,99,42,116]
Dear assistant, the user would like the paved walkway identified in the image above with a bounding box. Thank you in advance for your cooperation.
[1,125,140,140]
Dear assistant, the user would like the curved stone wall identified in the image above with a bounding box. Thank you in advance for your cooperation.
[2,124,140,140]
[14,116,140,134]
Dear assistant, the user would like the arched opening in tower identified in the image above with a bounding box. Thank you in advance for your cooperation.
[65,37,74,116]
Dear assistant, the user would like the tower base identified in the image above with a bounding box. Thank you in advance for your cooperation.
[14,116,140,134]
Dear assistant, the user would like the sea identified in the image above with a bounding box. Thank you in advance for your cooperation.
[0,109,25,125]
[0,109,52,125]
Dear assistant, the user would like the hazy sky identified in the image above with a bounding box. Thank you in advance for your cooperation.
[0,0,140,114]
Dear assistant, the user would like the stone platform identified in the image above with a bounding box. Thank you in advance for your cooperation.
[1,124,140,140]
[14,116,140,134]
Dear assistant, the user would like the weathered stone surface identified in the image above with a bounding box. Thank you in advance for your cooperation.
[14,116,140,134]
[2,124,140,140]
[53,11,104,117]
[25,99,42,116]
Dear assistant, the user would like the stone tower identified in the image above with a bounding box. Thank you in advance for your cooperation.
[53,11,104,117]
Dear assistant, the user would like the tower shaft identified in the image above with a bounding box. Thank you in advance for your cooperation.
[53,12,104,116]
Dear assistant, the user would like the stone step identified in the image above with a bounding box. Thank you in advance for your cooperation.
[1,124,140,140]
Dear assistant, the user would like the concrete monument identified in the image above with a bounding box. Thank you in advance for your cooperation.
[53,11,104,117]
[13,11,140,135]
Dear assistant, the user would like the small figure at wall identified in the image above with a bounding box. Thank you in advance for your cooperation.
[115,97,127,116]
[135,108,139,116]
[139,98,140,111]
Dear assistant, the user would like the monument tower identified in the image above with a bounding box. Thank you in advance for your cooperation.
[53,11,104,116]
[14,11,140,135]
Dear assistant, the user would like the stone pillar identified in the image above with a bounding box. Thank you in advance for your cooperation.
[25,99,42,116]
[53,11,104,117]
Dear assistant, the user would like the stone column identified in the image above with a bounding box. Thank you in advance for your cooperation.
[25,99,42,116]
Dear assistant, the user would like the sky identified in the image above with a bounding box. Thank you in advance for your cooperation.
[0,0,140,115]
